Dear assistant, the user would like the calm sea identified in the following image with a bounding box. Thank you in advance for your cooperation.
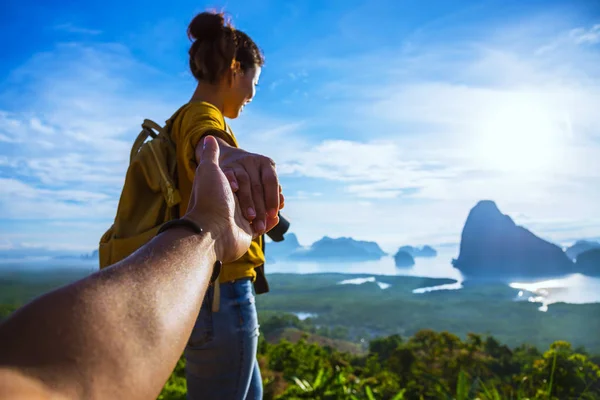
[2,249,599,312]
[268,249,600,312]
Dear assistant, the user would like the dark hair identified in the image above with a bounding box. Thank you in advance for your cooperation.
[187,11,264,83]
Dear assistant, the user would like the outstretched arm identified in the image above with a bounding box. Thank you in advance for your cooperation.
[0,136,255,400]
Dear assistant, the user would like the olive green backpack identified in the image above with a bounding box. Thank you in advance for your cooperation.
[98,115,182,269]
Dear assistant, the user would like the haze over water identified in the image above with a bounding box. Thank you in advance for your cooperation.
[2,248,599,311]
[268,249,600,311]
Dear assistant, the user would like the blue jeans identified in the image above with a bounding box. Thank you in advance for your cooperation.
[185,278,262,400]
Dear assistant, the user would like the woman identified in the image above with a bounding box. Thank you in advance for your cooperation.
[167,11,279,400]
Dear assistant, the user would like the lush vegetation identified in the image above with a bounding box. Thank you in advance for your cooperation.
[0,268,90,305]
[0,267,91,320]
[4,269,599,353]
[256,273,600,353]
[2,268,600,399]
[158,314,600,399]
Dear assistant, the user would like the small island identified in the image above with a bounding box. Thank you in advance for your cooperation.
[394,250,415,268]
[397,245,437,258]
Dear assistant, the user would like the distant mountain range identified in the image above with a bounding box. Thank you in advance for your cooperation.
[2,201,598,278]
[53,249,99,260]
[289,236,387,262]
[0,247,98,260]
[267,234,439,265]
[452,200,599,279]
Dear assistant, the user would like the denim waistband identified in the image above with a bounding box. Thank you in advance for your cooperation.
[215,277,253,300]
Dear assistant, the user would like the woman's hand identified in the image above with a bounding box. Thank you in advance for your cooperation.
[186,136,262,263]
[196,137,282,236]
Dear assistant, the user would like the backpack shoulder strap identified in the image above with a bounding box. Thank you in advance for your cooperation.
[164,104,190,136]
[129,104,188,164]
[129,122,157,163]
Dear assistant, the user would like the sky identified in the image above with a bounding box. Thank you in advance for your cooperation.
[0,0,599,256]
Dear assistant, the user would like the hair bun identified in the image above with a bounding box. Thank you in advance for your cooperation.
[187,10,263,84]
[187,11,228,42]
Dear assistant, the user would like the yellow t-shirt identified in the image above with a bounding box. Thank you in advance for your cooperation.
[170,101,264,283]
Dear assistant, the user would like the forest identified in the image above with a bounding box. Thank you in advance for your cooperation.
[1,269,599,399]
[159,313,600,399]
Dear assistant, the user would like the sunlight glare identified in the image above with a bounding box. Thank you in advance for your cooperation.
[473,94,565,173]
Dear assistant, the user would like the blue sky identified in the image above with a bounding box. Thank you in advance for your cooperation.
[1,0,599,255]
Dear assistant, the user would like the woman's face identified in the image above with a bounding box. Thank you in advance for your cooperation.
[223,66,261,119]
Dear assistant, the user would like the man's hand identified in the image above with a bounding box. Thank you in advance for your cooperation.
[200,138,281,236]
[187,136,270,263]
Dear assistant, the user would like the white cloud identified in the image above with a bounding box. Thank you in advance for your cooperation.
[288,71,308,81]
[0,178,114,218]
[286,191,324,200]
[0,239,14,251]
[0,238,95,253]
[0,41,189,250]
[0,112,24,142]
[0,134,14,143]
[0,41,184,199]
[570,24,600,45]
[29,118,55,135]
[54,23,102,36]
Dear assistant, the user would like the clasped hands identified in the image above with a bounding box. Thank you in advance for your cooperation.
[185,136,284,263]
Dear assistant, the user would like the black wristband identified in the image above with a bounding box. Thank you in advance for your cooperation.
[157,218,221,285]
[157,218,203,235]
